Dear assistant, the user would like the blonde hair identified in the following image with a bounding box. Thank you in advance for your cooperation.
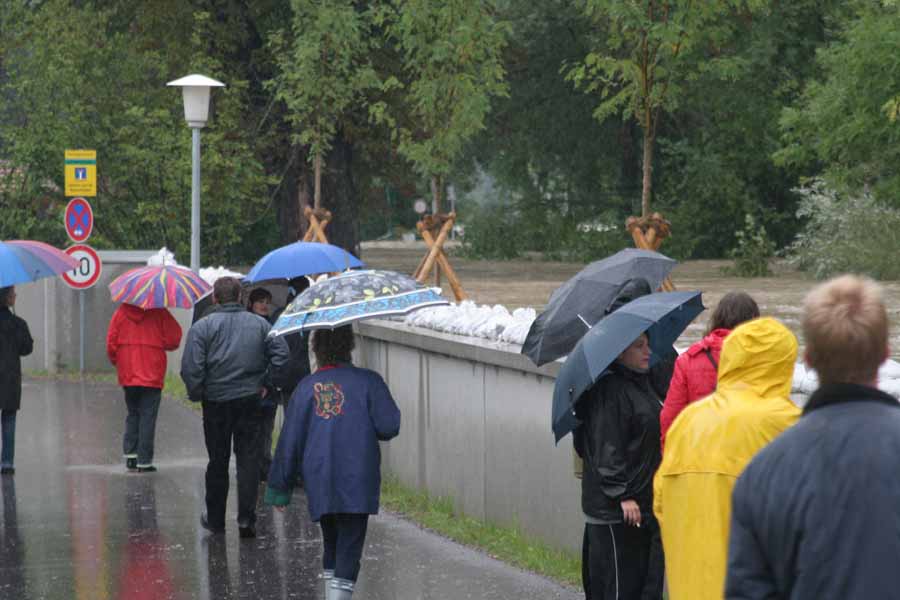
[803,275,888,384]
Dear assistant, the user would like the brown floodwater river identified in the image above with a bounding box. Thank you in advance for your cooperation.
[362,242,900,358]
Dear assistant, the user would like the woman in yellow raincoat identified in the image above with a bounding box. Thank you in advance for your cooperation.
[653,317,800,600]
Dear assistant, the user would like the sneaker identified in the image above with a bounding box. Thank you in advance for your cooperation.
[136,466,157,473]
[126,458,137,471]
[0,467,14,475]
[200,513,225,534]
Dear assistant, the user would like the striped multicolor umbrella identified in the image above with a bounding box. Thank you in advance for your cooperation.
[0,240,79,287]
[109,265,211,309]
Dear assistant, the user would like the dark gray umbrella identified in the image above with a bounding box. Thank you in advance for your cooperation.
[552,291,704,442]
[522,248,676,366]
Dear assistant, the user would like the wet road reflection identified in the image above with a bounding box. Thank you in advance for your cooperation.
[4,381,578,599]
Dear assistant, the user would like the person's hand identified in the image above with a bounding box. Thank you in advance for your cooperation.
[621,499,642,527]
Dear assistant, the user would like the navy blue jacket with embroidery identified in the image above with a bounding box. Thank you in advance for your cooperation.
[265,364,401,521]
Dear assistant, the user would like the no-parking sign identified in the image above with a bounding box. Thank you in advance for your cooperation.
[64,197,93,242]
[62,244,102,289]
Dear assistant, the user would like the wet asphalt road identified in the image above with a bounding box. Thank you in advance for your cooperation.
[0,380,580,599]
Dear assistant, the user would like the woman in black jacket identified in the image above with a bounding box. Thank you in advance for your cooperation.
[579,331,664,599]
[0,286,33,475]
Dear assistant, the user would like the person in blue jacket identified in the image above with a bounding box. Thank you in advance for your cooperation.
[265,325,401,600]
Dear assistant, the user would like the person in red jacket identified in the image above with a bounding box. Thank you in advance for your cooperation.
[107,303,182,472]
[659,291,759,452]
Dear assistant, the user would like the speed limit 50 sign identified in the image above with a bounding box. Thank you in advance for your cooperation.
[63,244,102,289]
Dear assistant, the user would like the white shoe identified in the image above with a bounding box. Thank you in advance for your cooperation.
[328,577,354,600]
[323,570,334,600]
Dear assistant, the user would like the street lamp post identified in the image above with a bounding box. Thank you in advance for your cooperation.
[166,74,225,272]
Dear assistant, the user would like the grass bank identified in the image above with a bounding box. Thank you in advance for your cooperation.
[26,369,118,384]
[379,474,581,587]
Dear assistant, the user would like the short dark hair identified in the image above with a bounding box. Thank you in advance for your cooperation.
[708,292,760,333]
[247,288,272,305]
[289,276,310,295]
[313,325,355,366]
[213,277,242,304]
[0,286,12,308]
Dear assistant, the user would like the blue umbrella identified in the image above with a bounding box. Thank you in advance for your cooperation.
[244,241,364,284]
[552,291,704,442]
[0,240,79,287]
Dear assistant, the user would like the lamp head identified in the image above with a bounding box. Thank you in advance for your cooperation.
[167,74,225,128]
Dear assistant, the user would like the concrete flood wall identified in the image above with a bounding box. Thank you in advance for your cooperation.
[355,320,582,553]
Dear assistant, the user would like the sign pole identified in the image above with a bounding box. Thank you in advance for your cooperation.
[79,290,85,375]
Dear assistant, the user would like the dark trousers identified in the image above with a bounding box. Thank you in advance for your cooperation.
[202,396,263,529]
[585,518,664,600]
[320,513,369,582]
[258,404,277,481]
[123,386,161,467]
[1,410,16,468]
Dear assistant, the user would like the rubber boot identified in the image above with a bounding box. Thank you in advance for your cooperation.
[329,577,354,600]
[322,570,334,600]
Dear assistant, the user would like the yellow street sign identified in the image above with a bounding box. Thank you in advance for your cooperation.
[65,149,97,197]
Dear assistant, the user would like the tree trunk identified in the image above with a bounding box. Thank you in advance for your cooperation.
[431,175,442,214]
[641,131,654,217]
[275,139,358,255]
[320,133,360,258]
[275,146,311,244]
[314,152,322,209]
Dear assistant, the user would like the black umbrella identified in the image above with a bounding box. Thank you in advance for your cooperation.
[522,248,676,366]
[552,291,704,442]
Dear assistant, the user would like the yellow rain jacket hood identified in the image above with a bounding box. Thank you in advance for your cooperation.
[653,317,801,600]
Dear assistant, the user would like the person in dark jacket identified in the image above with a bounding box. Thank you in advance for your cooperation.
[574,277,672,600]
[262,277,313,482]
[726,275,900,600]
[107,303,182,472]
[270,276,313,400]
[180,277,289,538]
[265,325,401,600]
[578,331,664,600]
[247,287,278,482]
[0,287,33,475]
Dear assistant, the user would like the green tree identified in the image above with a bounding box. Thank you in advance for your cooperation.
[270,0,381,210]
[567,0,765,217]
[382,0,509,213]
[775,2,900,203]
[0,1,278,263]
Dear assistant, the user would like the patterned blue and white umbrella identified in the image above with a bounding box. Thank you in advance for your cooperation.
[270,269,449,335]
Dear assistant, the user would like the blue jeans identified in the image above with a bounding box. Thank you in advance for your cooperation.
[1,410,15,468]
[320,513,369,582]
[123,387,161,467]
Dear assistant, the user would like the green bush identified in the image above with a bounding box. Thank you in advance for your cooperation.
[724,214,777,277]
[787,180,900,280]
[459,202,628,262]
[458,204,526,259]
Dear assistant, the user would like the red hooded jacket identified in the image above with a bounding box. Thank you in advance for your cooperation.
[106,304,182,389]
[659,328,730,452]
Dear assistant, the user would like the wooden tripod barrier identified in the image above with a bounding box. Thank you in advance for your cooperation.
[302,206,332,244]
[626,213,675,292]
[414,213,467,302]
